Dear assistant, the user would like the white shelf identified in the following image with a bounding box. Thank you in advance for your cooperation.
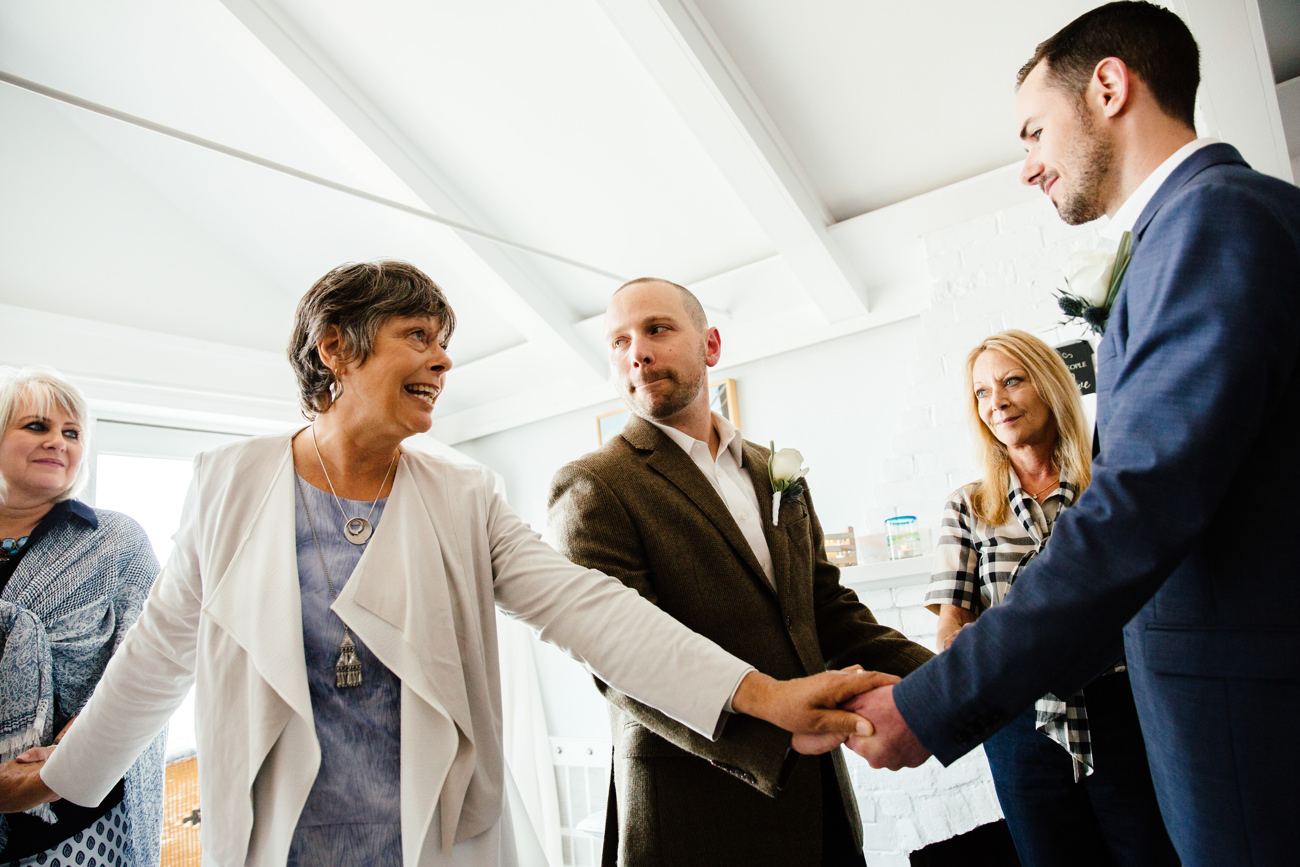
[838,554,935,587]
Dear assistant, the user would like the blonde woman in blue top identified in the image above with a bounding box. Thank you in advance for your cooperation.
[0,367,163,867]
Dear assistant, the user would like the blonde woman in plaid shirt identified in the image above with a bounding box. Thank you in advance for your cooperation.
[924,331,1177,867]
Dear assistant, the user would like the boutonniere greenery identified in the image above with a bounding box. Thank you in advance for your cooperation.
[1056,230,1133,335]
[768,443,809,526]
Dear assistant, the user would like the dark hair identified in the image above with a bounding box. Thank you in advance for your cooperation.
[613,277,708,331]
[287,260,456,418]
[1016,1,1199,129]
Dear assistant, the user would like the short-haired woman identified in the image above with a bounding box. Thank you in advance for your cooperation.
[925,331,1178,867]
[0,261,882,866]
[0,367,164,867]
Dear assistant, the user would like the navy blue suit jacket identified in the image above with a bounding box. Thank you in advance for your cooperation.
[894,144,1300,864]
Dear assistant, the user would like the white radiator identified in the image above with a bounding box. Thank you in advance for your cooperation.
[550,738,611,867]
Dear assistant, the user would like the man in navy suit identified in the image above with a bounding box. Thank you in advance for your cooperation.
[849,3,1300,864]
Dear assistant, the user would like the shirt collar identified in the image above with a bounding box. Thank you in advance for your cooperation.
[1099,137,1219,241]
[58,498,98,529]
[649,412,744,464]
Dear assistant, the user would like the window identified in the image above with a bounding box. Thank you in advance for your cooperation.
[91,421,248,759]
[94,455,194,565]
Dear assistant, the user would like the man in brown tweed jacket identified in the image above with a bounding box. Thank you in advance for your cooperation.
[548,278,934,866]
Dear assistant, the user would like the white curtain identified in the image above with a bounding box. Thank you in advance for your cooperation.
[498,610,564,866]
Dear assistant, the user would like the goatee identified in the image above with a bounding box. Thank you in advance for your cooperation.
[626,367,705,422]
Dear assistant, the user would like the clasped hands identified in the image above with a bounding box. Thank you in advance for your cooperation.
[1,670,934,814]
[732,667,931,769]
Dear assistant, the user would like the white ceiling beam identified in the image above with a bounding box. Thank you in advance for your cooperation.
[0,304,302,434]
[596,0,869,322]
[218,0,609,385]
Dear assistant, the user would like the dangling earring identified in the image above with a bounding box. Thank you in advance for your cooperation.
[327,367,344,405]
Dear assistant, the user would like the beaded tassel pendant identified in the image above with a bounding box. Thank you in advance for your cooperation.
[336,632,363,688]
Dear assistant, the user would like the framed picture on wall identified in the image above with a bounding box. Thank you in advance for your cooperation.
[596,406,632,446]
[709,378,739,429]
[596,379,740,445]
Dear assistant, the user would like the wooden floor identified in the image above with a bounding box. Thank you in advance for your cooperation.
[161,756,202,867]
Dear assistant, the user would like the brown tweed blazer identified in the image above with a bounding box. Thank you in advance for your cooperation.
[548,415,934,866]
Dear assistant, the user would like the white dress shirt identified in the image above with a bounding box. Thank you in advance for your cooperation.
[1100,137,1219,241]
[650,412,775,589]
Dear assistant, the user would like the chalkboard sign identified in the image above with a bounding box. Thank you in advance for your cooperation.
[1055,340,1096,395]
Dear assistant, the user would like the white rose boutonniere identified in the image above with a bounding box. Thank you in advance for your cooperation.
[1065,249,1117,307]
[768,442,809,526]
[1056,230,1134,334]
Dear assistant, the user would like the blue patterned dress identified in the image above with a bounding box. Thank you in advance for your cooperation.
[288,478,403,866]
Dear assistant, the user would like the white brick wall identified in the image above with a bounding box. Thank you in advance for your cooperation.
[841,572,1000,864]
[867,195,1099,532]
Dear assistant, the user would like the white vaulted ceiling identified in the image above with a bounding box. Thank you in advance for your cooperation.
[691,0,1094,220]
[1,0,1290,442]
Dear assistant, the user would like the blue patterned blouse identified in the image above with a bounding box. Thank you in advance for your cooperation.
[0,500,164,865]
[289,478,402,866]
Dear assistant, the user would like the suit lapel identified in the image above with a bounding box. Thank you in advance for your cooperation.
[1132,143,1247,242]
[623,416,772,592]
[742,441,794,601]
[1103,145,1248,390]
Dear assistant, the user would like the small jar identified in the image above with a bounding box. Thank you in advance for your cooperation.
[884,516,921,560]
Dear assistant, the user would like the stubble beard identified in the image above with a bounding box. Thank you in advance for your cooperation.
[1055,110,1115,226]
[625,361,708,423]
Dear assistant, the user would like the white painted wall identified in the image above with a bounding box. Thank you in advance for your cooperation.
[880,196,1099,528]
[1276,76,1300,182]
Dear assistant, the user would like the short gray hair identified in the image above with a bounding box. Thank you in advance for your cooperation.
[287,260,457,418]
[0,366,91,505]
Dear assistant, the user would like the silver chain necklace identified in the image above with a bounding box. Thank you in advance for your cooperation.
[295,472,364,689]
[310,425,396,545]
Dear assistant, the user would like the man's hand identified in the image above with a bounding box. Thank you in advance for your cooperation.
[787,668,901,754]
[0,755,58,813]
[790,731,850,755]
[843,684,932,770]
[732,668,898,747]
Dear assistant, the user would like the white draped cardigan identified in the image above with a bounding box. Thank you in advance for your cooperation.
[42,433,750,866]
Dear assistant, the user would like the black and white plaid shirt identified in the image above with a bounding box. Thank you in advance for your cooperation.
[925,471,1122,780]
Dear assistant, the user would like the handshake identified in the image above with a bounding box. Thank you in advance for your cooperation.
[732,666,931,769]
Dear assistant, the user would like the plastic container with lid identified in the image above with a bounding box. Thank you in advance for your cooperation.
[884,515,922,560]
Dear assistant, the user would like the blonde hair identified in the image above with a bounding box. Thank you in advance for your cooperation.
[964,331,1091,526]
[0,366,91,505]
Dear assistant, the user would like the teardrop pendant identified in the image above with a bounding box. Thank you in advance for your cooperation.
[336,632,363,688]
